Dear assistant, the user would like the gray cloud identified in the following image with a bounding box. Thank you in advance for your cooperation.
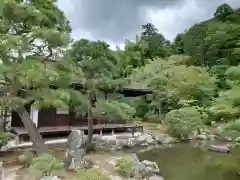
[57,0,240,44]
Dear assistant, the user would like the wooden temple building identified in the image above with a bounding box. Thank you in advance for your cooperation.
[10,83,152,142]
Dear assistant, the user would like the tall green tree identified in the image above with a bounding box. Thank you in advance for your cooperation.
[214,3,234,21]
[184,3,240,68]
[113,35,149,78]
[141,23,172,59]
[69,39,135,149]
[0,0,73,153]
[130,55,216,116]
[173,33,185,54]
[209,65,240,122]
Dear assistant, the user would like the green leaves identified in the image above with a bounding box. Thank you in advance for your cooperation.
[214,3,234,21]
[93,100,136,122]
[141,23,172,59]
[165,107,207,139]
[130,55,216,115]
[0,0,73,110]
[209,66,240,122]
[31,27,69,47]
[183,4,240,68]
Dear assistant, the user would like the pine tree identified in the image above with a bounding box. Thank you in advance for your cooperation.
[69,39,135,149]
[0,0,74,154]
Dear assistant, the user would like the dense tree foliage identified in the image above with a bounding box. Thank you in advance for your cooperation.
[141,23,173,59]
[1,1,240,153]
[130,55,216,117]
[68,39,134,148]
[0,0,78,153]
[129,3,240,139]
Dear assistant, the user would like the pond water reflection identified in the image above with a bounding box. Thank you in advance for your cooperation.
[137,143,240,180]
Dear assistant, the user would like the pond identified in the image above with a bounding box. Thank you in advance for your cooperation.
[1,142,240,180]
[138,142,240,180]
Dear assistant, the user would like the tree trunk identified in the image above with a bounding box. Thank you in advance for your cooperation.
[3,108,8,132]
[15,106,48,154]
[86,94,94,151]
[0,110,4,132]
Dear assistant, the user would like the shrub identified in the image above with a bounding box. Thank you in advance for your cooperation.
[165,106,207,140]
[221,119,240,139]
[77,168,110,180]
[224,119,240,132]
[0,132,13,147]
[18,150,35,167]
[115,158,133,177]
[30,154,63,177]
[208,96,240,122]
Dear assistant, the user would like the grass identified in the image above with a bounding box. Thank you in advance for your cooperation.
[115,158,133,177]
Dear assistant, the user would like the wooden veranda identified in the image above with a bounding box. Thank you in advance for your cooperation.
[11,124,144,143]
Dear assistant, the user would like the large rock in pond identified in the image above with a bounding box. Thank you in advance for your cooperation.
[208,145,230,153]
[64,129,86,170]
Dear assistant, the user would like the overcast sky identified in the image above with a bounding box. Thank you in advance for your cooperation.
[57,0,239,47]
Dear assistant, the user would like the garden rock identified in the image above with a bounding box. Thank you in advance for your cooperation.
[142,160,160,174]
[93,133,157,151]
[103,136,117,146]
[155,134,178,144]
[115,154,160,178]
[0,162,2,180]
[235,137,240,142]
[92,134,103,142]
[64,129,86,170]
[116,138,129,148]
[141,134,155,144]
[40,176,60,180]
[208,145,230,153]
[131,153,146,178]
[109,175,122,180]
[149,174,164,180]
[134,135,147,146]
[196,134,208,140]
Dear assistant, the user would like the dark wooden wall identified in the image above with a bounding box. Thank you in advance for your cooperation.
[11,107,126,128]
[11,104,31,127]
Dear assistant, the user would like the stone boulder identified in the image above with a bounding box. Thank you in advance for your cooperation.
[64,129,86,170]
[0,161,2,180]
[142,133,155,144]
[40,176,60,180]
[155,134,178,144]
[109,175,122,180]
[208,145,230,153]
[129,154,160,178]
[131,153,147,178]
[149,174,164,180]
[142,160,160,175]
[116,138,132,148]
[196,134,208,140]
[92,133,157,151]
